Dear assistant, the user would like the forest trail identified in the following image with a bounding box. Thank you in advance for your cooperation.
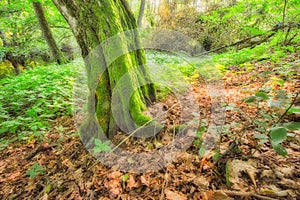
[0,53,299,199]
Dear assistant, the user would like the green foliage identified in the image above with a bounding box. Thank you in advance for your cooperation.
[0,0,75,68]
[146,50,224,83]
[287,106,300,115]
[200,0,299,48]
[211,43,298,67]
[270,127,287,144]
[0,60,82,141]
[283,122,300,130]
[122,173,130,182]
[193,119,208,156]
[152,0,299,61]
[243,89,298,156]
[93,138,111,153]
[0,60,15,78]
[26,162,45,178]
[146,51,195,95]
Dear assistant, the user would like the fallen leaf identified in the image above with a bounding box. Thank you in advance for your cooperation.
[261,170,276,179]
[226,159,258,190]
[140,176,149,186]
[127,175,140,189]
[62,159,74,169]
[165,189,187,200]
[108,171,123,180]
[214,190,234,200]
[202,190,215,200]
[25,179,36,192]
[110,187,121,198]
[192,176,209,189]
[99,197,110,200]
[104,179,120,189]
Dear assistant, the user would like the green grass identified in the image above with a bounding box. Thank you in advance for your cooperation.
[0,59,83,145]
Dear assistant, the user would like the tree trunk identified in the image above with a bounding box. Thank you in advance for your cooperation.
[32,2,65,64]
[52,0,156,139]
[137,0,146,27]
[0,30,20,75]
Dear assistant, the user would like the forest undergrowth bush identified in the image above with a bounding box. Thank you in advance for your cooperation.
[0,60,82,149]
[153,0,299,55]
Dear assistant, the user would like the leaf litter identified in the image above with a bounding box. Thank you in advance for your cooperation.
[0,53,299,199]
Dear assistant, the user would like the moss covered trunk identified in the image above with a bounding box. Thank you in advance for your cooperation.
[52,0,156,138]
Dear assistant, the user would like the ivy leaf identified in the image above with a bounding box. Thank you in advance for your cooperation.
[94,138,103,146]
[283,122,300,131]
[287,106,300,115]
[199,146,206,157]
[26,162,45,178]
[122,173,130,182]
[255,91,269,100]
[254,134,268,139]
[258,139,268,145]
[243,96,256,103]
[271,142,288,157]
[93,139,111,153]
[269,127,287,144]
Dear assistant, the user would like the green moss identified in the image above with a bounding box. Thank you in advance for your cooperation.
[62,0,156,138]
[128,90,149,125]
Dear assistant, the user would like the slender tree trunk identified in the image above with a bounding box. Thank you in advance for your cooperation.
[32,2,65,64]
[137,0,146,27]
[52,0,156,139]
[282,0,287,25]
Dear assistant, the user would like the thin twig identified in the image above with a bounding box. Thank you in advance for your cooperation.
[276,92,299,124]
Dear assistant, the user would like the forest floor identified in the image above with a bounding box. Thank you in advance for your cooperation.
[0,52,299,200]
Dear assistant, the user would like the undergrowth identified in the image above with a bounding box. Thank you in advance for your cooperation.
[0,60,82,148]
[0,46,297,152]
[212,43,299,66]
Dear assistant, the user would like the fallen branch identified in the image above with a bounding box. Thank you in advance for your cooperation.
[197,21,300,55]
[217,190,279,200]
[25,144,57,160]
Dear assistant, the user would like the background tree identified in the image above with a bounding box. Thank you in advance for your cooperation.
[137,0,146,27]
[51,0,156,138]
[32,2,65,64]
[0,0,75,77]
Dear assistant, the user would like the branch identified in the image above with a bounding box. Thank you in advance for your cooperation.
[282,0,288,25]
[276,92,299,124]
[197,21,300,56]
[50,25,70,29]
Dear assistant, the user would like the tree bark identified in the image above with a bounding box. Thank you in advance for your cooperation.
[137,0,146,27]
[32,2,65,64]
[51,0,156,139]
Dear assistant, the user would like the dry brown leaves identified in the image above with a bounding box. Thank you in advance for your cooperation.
[0,54,299,199]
